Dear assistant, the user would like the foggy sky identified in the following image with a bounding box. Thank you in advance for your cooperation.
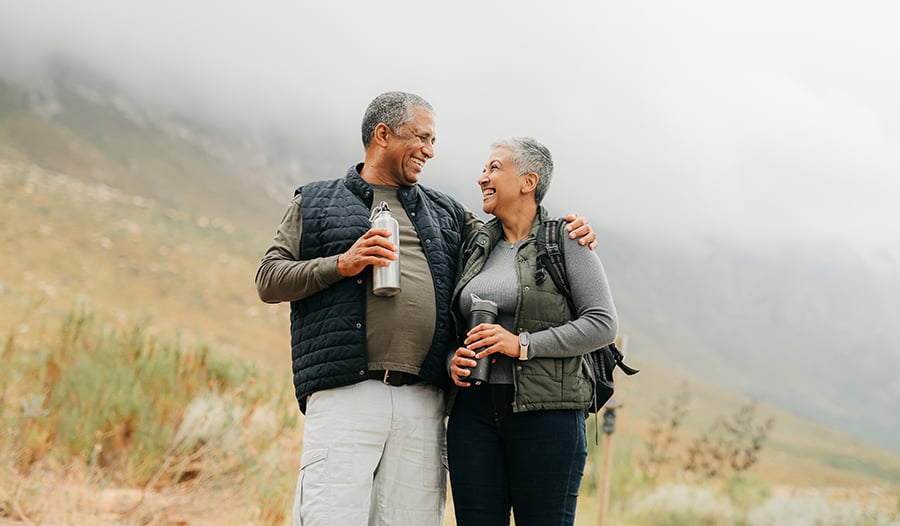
[2,0,899,255]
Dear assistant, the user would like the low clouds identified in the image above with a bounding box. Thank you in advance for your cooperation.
[1,0,898,252]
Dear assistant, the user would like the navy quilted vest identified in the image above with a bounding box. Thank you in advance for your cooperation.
[290,164,465,413]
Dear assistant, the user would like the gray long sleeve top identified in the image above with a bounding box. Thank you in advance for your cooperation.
[458,233,617,384]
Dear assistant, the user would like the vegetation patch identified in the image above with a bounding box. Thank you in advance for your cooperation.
[0,310,297,524]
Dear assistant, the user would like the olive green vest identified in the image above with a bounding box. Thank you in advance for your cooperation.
[452,207,593,412]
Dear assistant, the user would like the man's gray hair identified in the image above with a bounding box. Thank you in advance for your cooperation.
[491,137,554,204]
[362,91,434,149]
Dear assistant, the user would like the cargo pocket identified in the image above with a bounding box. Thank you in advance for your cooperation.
[424,437,449,490]
[292,448,328,526]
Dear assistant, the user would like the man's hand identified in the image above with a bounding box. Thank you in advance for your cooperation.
[565,213,598,250]
[336,228,397,277]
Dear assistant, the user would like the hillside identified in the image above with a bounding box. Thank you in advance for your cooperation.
[598,233,900,452]
[2,145,899,497]
[0,69,292,233]
[0,157,286,368]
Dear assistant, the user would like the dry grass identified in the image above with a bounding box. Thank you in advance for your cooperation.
[0,311,299,525]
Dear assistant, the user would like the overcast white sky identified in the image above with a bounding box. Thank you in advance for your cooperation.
[2,0,899,254]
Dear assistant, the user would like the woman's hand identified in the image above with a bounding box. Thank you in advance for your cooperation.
[465,323,520,359]
[450,347,477,387]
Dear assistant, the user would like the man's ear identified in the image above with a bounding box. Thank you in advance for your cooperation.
[373,123,391,148]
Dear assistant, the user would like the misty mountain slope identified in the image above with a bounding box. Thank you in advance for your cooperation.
[598,233,900,452]
[0,69,294,232]
[0,158,288,366]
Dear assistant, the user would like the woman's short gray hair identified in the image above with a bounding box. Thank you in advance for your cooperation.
[362,91,434,149]
[491,137,553,204]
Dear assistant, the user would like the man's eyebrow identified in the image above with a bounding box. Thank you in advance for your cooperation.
[416,129,436,143]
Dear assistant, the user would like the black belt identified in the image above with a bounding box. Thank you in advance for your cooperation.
[368,370,421,387]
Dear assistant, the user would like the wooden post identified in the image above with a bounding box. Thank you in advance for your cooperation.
[597,401,620,526]
[597,431,613,526]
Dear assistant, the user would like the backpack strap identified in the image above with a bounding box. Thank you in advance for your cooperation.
[535,219,572,306]
[536,218,639,378]
[610,344,639,375]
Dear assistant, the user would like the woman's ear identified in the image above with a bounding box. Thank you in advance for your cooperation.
[522,172,539,194]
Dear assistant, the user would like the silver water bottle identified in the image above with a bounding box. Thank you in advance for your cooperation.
[370,201,401,297]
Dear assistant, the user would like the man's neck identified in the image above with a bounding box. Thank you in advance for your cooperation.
[359,161,402,187]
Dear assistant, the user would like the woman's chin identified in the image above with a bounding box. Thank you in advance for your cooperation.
[481,199,499,216]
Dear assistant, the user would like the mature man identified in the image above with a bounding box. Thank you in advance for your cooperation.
[256,91,594,526]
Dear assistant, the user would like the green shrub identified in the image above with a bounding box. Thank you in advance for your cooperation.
[627,483,735,525]
[726,473,771,512]
[1,310,293,487]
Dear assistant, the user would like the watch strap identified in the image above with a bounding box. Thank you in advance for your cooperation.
[518,331,530,360]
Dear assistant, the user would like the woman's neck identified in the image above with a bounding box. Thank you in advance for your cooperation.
[498,204,537,243]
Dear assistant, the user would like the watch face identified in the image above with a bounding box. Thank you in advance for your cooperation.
[519,332,528,346]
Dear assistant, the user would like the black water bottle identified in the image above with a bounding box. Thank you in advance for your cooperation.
[464,294,498,385]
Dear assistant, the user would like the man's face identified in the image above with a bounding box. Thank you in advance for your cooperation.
[384,108,435,186]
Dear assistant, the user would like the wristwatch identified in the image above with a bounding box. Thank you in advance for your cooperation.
[518,331,530,361]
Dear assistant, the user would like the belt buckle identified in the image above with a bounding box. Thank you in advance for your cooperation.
[382,370,392,385]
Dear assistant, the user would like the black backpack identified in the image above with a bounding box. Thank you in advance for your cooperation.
[535,218,639,414]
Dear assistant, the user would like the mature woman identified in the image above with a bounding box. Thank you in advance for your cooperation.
[447,137,618,526]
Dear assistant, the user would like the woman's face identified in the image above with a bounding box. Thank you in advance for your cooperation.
[478,147,523,216]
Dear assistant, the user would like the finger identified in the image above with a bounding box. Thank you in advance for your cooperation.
[568,223,591,239]
[464,324,494,345]
[467,323,494,334]
[360,229,397,248]
[476,342,509,359]
[577,231,597,246]
[451,353,476,367]
[362,237,398,254]
[456,358,477,368]
[364,228,395,239]
[455,348,476,359]
[463,332,481,346]
[354,245,398,262]
[473,347,494,359]
[369,249,399,263]
[465,335,492,349]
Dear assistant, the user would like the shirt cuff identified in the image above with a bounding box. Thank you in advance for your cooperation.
[319,254,344,286]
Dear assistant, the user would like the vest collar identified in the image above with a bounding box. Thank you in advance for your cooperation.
[345,163,423,209]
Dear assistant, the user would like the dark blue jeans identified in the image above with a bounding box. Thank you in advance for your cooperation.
[447,384,587,526]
